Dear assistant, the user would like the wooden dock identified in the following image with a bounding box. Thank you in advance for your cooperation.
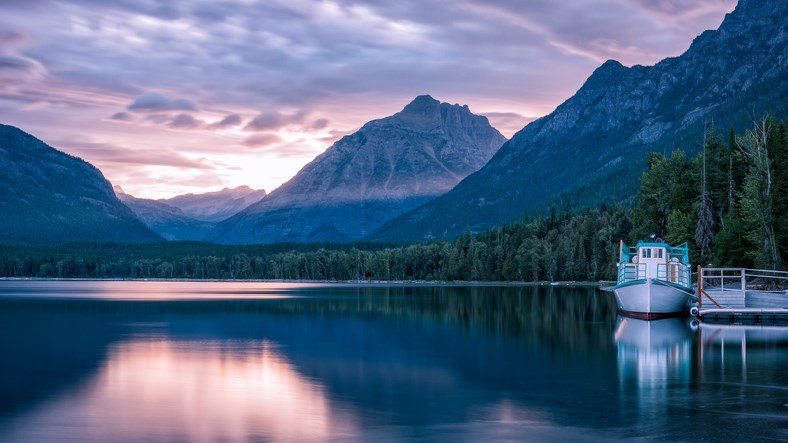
[699,307,788,324]
[696,267,788,324]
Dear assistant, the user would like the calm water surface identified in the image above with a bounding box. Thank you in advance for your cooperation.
[0,281,785,442]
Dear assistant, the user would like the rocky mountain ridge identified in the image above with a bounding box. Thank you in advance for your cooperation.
[369,0,788,242]
[208,95,507,244]
[161,186,267,222]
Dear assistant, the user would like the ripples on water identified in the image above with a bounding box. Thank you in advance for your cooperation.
[0,281,785,442]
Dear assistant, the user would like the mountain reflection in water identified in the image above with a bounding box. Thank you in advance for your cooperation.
[0,281,785,442]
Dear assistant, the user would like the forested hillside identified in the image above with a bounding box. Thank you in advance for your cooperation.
[2,117,785,281]
[0,125,162,244]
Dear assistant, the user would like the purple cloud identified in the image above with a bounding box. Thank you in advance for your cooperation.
[0,0,737,197]
[244,110,308,132]
[52,136,215,170]
[483,112,535,137]
[109,111,134,122]
[128,92,197,112]
[308,118,330,131]
[167,113,203,129]
[0,31,28,46]
[243,133,283,147]
[208,113,242,129]
[0,56,34,71]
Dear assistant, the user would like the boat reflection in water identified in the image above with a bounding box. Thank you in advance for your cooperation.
[614,316,696,387]
[613,315,697,434]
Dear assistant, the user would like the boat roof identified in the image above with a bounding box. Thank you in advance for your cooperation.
[634,241,688,250]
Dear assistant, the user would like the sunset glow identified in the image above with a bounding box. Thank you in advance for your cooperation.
[0,1,736,198]
[0,339,359,442]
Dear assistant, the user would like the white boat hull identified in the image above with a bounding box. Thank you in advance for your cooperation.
[612,279,694,319]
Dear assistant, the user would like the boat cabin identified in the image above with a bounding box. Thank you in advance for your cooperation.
[617,240,690,288]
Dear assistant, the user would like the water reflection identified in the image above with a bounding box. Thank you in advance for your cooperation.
[0,280,321,300]
[0,282,786,441]
[1,339,357,442]
[614,316,695,388]
[0,283,623,442]
[613,316,788,440]
[697,323,788,422]
[613,316,695,436]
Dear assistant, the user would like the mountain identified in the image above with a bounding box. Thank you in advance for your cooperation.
[369,0,788,242]
[0,125,162,244]
[162,186,266,222]
[115,188,214,241]
[117,186,266,240]
[208,95,507,244]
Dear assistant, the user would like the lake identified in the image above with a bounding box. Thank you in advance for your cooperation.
[0,281,786,442]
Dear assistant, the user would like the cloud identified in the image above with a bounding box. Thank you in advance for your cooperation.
[52,136,215,170]
[243,133,283,147]
[0,55,45,79]
[0,31,28,46]
[483,112,535,137]
[0,0,736,197]
[128,92,197,112]
[167,113,203,129]
[243,110,329,133]
[244,110,307,131]
[308,118,330,131]
[109,111,134,122]
[624,0,737,24]
[0,55,34,71]
[143,114,171,124]
[208,113,242,129]
[318,129,355,144]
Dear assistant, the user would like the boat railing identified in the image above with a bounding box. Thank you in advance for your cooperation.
[617,262,691,287]
[657,263,691,287]
[618,263,645,283]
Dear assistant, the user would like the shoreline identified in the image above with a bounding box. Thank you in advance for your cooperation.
[0,277,609,287]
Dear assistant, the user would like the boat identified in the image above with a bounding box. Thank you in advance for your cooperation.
[610,240,694,319]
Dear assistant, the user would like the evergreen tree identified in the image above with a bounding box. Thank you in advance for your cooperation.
[768,121,788,264]
[738,117,780,269]
[704,120,728,222]
[631,151,697,242]
[696,129,714,260]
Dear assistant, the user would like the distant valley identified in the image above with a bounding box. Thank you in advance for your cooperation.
[116,186,266,241]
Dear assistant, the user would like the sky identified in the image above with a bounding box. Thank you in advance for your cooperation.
[1,0,737,199]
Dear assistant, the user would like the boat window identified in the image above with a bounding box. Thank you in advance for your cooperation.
[656,248,663,258]
[642,248,651,258]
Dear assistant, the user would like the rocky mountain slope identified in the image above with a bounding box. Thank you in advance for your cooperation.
[0,125,162,244]
[162,186,266,222]
[115,187,214,241]
[208,95,506,244]
[370,0,788,242]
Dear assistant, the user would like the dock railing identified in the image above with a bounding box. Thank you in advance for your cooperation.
[698,267,788,309]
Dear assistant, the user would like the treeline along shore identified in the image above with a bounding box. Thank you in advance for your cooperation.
[2,117,786,282]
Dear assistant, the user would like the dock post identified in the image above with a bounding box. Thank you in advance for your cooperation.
[697,265,703,309]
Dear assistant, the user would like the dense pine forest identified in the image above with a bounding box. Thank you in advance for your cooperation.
[1,117,786,282]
